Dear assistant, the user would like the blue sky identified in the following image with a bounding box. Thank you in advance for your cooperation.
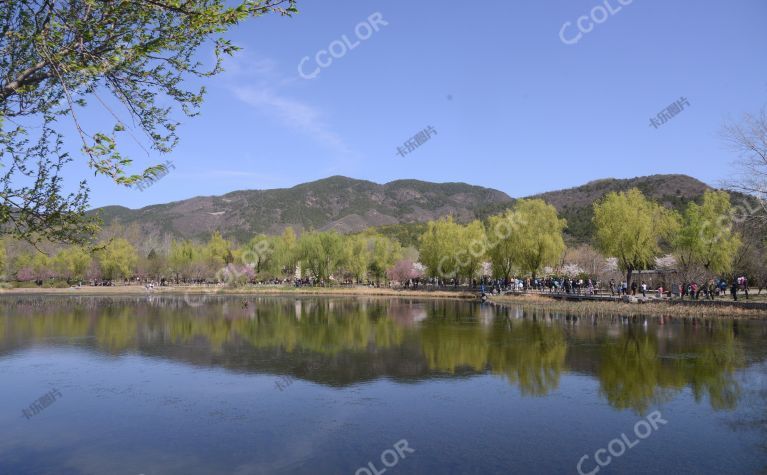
[74,0,767,208]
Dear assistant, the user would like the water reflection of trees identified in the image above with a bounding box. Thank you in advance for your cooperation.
[0,297,411,358]
[599,327,683,412]
[490,323,567,396]
[598,321,745,413]
[0,297,754,411]
[419,318,567,396]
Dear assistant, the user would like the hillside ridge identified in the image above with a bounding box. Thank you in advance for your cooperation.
[91,174,715,244]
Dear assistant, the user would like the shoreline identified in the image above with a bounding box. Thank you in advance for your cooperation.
[1,285,765,318]
[0,285,478,301]
[488,293,767,319]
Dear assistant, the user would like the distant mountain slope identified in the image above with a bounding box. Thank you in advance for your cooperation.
[530,174,713,243]
[90,176,513,243]
[374,174,718,246]
[91,174,721,245]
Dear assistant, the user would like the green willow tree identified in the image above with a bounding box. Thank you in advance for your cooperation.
[674,190,742,280]
[368,234,402,283]
[273,227,298,278]
[206,231,233,267]
[0,240,6,277]
[486,211,517,280]
[367,234,402,284]
[593,188,679,289]
[241,234,276,275]
[344,234,370,283]
[97,238,138,280]
[418,216,463,279]
[456,220,486,282]
[506,199,566,280]
[168,239,199,281]
[417,217,489,282]
[297,230,346,282]
[0,0,297,245]
[53,245,92,281]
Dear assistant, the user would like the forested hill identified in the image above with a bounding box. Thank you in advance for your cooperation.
[91,174,718,245]
[91,176,514,243]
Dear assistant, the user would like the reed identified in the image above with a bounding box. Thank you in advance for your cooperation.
[489,293,766,319]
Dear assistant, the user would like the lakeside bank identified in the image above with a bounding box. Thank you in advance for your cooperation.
[488,293,767,319]
[2,285,766,318]
[0,285,477,301]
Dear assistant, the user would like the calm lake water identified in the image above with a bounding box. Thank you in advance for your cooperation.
[1,296,766,475]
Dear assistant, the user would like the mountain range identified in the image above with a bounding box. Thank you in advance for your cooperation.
[91,174,716,245]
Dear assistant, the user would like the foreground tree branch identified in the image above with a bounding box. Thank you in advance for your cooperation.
[0,0,298,245]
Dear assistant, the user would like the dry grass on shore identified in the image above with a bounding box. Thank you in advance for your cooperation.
[0,285,477,301]
[173,286,478,300]
[2,285,765,318]
[488,293,767,319]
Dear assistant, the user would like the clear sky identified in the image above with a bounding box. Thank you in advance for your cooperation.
[74,0,767,208]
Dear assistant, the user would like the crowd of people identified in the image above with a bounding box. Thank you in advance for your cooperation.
[71,272,755,304]
[473,275,755,302]
[673,276,750,301]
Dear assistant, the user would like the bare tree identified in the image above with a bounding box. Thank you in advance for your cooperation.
[722,107,767,222]
[563,244,609,280]
[733,223,767,294]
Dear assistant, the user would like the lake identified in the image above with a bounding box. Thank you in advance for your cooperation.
[1,296,765,474]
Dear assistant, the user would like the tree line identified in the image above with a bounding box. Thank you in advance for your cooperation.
[1,189,763,289]
[420,190,762,289]
[0,228,406,286]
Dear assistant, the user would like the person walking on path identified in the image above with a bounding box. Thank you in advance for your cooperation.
[731,280,738,301]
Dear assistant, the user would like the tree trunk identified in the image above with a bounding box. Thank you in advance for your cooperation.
[626,266,634,292]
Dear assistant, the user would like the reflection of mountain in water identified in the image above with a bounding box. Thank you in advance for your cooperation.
[0,296,758,412]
